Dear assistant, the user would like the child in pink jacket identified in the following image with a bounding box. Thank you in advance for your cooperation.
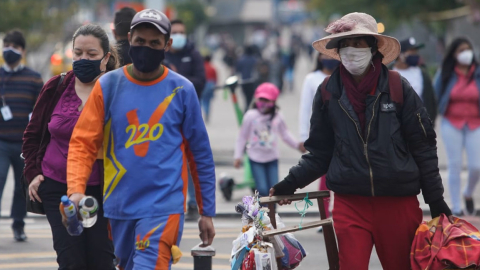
[234,83,305,196]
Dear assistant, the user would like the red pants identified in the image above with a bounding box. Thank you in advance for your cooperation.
[332,194,422,270]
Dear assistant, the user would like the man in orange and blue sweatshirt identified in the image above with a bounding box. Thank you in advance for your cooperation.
[66,9,216,270]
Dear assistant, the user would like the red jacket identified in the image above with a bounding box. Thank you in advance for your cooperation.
[22,71,75,183]
[411,214,480,270]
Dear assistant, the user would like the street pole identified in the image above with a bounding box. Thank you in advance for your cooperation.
[191,244,216,270]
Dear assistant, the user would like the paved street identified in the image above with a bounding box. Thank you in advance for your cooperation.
[1,52,480,269]
[0,216,383,269]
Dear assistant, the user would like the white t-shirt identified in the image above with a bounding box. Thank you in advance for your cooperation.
[299,70,328,142]
[393,66,424,100]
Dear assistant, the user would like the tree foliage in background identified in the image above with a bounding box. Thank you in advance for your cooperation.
[0,0,77,51]
[309,0,463,28]
[170,0,208,33]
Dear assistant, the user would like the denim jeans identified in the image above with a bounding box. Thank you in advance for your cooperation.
[249,159,279,197]
[187,170,196,208]
[201,81,215,122]
[0,140,26,228]
[441,118,480,214]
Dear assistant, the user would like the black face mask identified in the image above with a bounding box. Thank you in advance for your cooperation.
[405,55,420,67]
[3,48,22,65]
[129,46,165,73]
[321,59,341,71]
[73,56,105,83]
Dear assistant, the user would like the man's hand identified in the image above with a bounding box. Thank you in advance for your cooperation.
[198,216,215,247]
[29,174,44,202]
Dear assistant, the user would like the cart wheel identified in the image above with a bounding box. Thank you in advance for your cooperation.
[222,185,233,201]
[219,177,234,201]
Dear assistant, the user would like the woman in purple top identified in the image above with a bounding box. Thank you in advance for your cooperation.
[22,24,118,270]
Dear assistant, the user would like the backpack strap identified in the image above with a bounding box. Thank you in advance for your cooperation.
[320,76,331,103]
[388,70,403,108]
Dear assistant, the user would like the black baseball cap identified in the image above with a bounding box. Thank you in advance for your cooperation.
[130,9,171,35]
[400,37,425,53]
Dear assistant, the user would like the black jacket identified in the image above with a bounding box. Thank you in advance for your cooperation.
[277,65,448,211]
[164,42,205,99]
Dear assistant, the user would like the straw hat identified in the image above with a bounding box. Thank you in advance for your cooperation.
[312,12,401,64]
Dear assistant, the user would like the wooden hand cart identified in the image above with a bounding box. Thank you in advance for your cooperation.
[258,191,339,270]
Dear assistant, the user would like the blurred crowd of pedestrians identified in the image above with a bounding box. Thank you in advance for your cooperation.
[0,5,479,270]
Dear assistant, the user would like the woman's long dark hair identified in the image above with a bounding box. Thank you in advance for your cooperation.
[440,37,477,95]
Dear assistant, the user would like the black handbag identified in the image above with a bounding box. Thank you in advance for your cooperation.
[22,73,66,215]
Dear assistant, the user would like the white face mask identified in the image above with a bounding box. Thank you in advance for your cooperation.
[339,47,373,76]
[457,50,474,66]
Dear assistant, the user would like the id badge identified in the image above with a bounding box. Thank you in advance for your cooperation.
[1,106,13,121]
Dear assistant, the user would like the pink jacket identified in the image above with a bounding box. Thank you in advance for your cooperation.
[234,109,298,163]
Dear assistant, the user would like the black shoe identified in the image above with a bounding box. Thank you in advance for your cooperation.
[12,227,27,242]
[465,198,475,215]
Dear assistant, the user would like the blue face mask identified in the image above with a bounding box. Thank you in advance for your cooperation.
[171,34,187,50]
[2,47,22,65]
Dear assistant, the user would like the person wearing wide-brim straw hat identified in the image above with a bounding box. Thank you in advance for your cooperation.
[312,12,401,65]
[269,12,454,269]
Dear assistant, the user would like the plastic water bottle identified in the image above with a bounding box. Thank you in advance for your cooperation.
[78,196,98,228]
[60,195,83,236]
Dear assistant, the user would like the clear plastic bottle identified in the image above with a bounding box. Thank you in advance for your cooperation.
[60,195,83,236]
[78,196,98,228]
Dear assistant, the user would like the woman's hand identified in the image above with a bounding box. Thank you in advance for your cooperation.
[234,159,242,169]
[29,174,44,202]
[269,188,292,205]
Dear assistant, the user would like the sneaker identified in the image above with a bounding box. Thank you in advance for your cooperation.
[465,198,475,215]
[12,227,27,242]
